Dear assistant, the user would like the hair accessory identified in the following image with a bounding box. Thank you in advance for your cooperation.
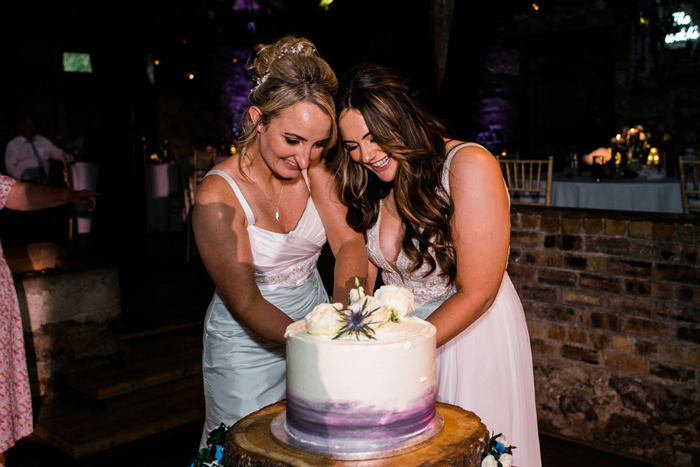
[250,43,307,94]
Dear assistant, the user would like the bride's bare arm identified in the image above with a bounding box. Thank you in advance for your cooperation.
[193,175,293,345]
[309,159,368,306]
[426,145,511,347]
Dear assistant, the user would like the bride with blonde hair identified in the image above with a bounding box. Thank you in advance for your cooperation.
[193,36,366,448]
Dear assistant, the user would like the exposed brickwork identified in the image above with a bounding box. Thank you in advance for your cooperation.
[508,207,700,467]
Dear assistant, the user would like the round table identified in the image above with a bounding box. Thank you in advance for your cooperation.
[223,401,489,467]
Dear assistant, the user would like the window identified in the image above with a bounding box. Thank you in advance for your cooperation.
[63,52,93,73]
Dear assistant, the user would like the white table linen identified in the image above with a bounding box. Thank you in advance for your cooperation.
[144,163,183,232]
[70,162,98,233]
[551,173,684,213]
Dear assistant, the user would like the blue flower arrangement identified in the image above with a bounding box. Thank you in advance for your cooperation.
[481,432,516,467]
[189,423,227,467]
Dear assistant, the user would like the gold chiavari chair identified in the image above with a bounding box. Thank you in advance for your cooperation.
[679,157,700,214]
[498,156,554,206]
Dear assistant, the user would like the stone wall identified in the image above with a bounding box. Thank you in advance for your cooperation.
[508,206,700,466]
[15,266,122,404]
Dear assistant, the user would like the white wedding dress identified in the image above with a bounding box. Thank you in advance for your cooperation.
[366,143,542,467]
[199,170,328,449]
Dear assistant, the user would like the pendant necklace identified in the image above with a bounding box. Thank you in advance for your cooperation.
[249,169,285,220]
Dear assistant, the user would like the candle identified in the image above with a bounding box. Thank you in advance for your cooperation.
[649,147,660,165]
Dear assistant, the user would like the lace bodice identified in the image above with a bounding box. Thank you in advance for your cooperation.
[366,143,484,308]
[205,170,326,287]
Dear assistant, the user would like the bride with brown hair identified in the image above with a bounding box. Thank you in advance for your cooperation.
[327,64,541,466]
[192,36,366,449]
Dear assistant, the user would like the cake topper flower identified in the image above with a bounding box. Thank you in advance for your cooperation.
[373,284,415,323]
[349,277,366,304]
[305,302,344,337]
[334,298,380,340]
[304,278,416,339]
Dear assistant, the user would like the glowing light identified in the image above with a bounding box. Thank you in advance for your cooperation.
[188,73,195,79]
[673,12,692,26]
[232,57,238,63]
[230,144,237,155]
[639,12,649,30]
[648,148,660,165]
[63,52,93,73]
[666,12,699,45]
[154,59,160,65]
[532,3,539,11]
[583,147,612,166]
[182,39,187,44]
[665,26,700,44]
[319,0,333,11]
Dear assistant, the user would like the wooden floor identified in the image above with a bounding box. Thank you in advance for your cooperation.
[6,421,656,467]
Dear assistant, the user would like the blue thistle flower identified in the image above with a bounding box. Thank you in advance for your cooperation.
[334,299,379,340]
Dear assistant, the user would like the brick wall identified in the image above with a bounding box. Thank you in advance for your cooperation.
[508,207,700,467]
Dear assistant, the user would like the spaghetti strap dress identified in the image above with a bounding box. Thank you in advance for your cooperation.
[366,143,542,467]
[199,170,328,449]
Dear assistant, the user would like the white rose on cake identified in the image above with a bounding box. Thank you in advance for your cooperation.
[373,285,415,322]
[305,302,344,336]
[351,295,386,318]
[303,279,417,339]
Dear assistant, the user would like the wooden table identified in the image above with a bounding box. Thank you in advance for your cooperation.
[223,401,489,467]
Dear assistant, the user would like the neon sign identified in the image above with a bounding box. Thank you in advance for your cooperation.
[665,12,699,46]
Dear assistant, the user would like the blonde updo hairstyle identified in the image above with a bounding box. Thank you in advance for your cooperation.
[238,36,338,166]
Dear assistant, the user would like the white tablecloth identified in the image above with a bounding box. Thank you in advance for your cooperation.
[551,173,684,213]
[144,164,183,232]
[70,162,98,233]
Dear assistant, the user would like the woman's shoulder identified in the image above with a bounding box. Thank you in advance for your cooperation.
[445,140,499,175]
[444,141,508,207]
[195,161,243,206]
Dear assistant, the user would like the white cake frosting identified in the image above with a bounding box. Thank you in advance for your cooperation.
[282,285,439,455]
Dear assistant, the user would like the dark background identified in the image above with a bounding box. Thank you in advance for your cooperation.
[0,0,698,278]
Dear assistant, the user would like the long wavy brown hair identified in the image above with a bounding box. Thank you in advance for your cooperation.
[327,64,457,283]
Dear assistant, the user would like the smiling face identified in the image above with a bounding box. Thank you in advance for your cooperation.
[253,101,332,179]
[339,109,397,183]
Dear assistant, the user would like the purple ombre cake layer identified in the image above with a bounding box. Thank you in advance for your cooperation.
[285,386,438,452]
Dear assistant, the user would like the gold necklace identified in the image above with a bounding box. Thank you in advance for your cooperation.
[249,169,285,220]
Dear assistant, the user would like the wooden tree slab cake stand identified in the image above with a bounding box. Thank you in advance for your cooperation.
[223,401,489,467]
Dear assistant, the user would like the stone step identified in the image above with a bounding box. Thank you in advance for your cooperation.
[65,350,202,400]
[66,373,203,412]
[118,320,203,363]
[35,385,204,458]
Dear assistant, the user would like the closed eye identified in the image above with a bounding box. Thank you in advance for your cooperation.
[344,144,359,152]
[285,138,299,145]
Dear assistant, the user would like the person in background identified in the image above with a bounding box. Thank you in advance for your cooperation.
[192,36,366,450]
[0,175,98,466]
[5,117,66,185]
[328,64,541,467]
